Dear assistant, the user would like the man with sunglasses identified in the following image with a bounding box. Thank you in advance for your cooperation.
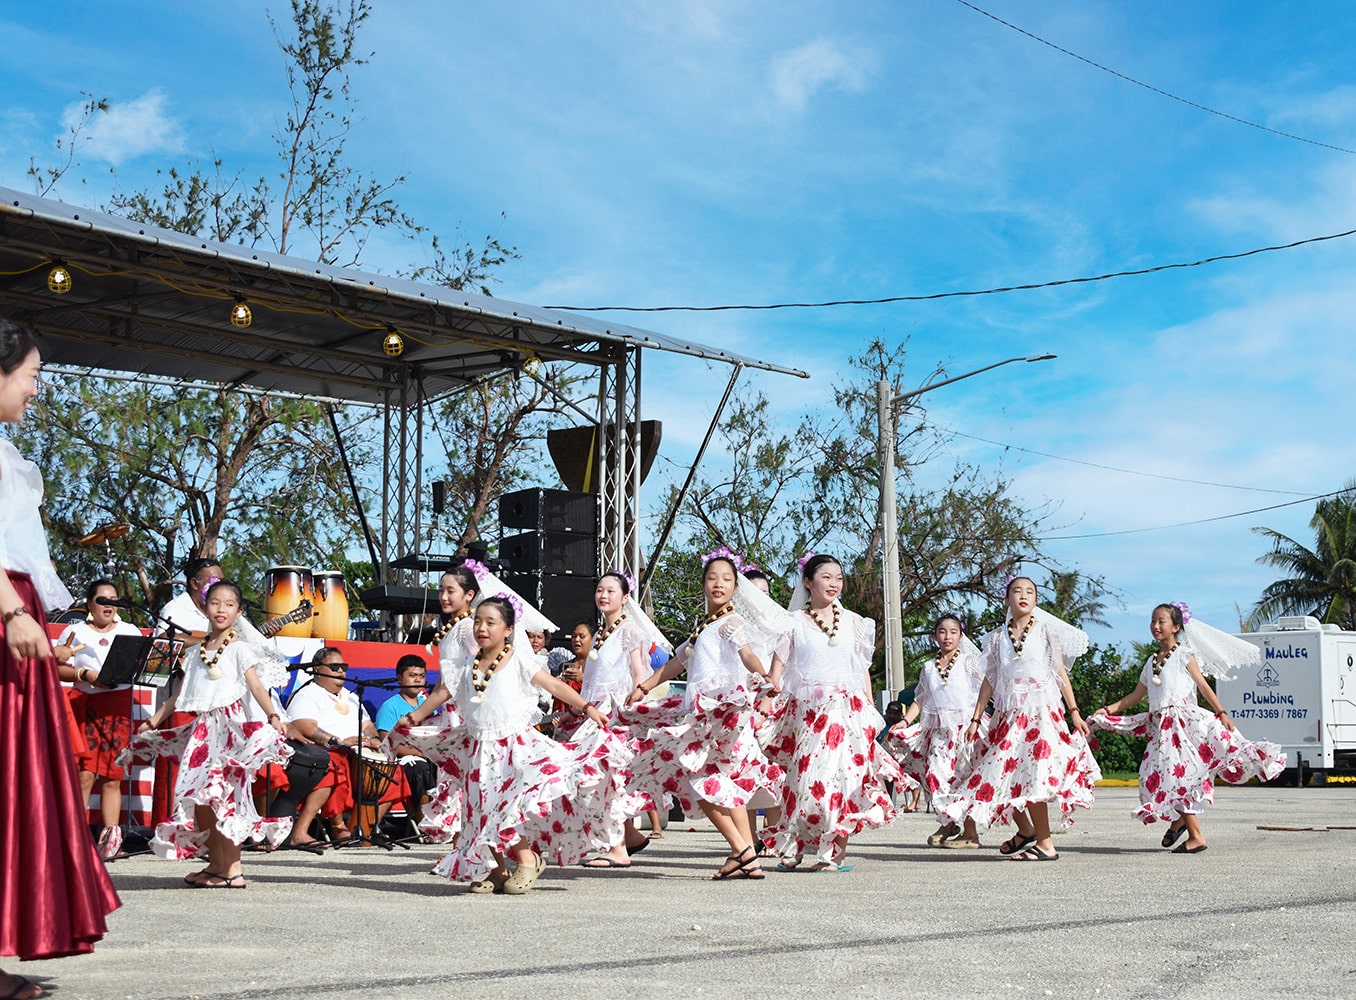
[287,647,385,842]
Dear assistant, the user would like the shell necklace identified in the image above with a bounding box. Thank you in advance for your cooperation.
[429,610,471,648]
[935,648,959,684]
[471,643,513,701]
[1150,643,1178,686]
[806,602,842,647]
[688,603,734,646]
[1007,616,1034,657]
[589,612,628,661]
[202,629,236,681]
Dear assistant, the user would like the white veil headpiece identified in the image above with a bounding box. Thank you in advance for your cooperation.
[233,612,291,691]
[1176,608,1260,683]
[1001,605,1090,664]
[733,571,795,648]
[625,594,673,656]
[464,558,557,634]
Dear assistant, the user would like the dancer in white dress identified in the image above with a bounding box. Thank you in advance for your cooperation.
[578,572,673,869]
[393,596,640,894]
[1091,602,1286,853]
[888,614,987,849]
[132,581,291,887]
[625,555,785,880]
[939,577,1101,861]
[762,554,900,872]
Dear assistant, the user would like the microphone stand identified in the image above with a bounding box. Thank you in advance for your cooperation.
[328,674,408,852]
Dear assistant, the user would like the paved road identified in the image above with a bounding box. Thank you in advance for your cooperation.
[18,786,1356,999]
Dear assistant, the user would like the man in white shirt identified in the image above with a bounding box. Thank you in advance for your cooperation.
[157,557,220,642]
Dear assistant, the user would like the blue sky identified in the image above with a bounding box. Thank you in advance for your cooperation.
[3,1,1355,649]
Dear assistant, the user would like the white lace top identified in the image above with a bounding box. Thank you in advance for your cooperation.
[445,645,544,741]
[982,621,1064,713]
[683,615,755,710]
[774,606,874,700]
[582,618,648,711]
[1138,646,1200,712]
[0,438,73,611]
[176,642,259,713]
[917,649,986,729]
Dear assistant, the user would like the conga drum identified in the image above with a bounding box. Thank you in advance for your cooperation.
[264,566,313,638]
[349,747,397,839]
[311,570,350,641]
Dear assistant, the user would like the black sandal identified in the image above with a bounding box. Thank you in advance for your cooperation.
[1161,822,1187,848]
[999,833,1036,856]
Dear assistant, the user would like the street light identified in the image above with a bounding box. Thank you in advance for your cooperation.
[877,353,1056,696]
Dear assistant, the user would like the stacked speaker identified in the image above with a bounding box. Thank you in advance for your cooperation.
[499,488,598,635]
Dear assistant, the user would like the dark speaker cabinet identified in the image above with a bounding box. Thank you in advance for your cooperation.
[498,488,598,535]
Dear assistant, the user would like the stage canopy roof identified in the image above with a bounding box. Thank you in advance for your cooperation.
[0,186,806,404]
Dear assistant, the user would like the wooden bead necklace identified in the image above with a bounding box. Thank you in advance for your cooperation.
[1007,617,1034,657]
[471,642,514,698]
[589,612,628,660]
[202,629,236,680]
[688,603,734,645]
[1150,643,1178,686]
[935,648,959,684]
[429,610,471,648]
[806,603,842,647]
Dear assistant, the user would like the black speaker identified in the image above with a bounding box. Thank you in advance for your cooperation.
[500,530,597,575]
[504,572,597,634]
[498,488,597,535]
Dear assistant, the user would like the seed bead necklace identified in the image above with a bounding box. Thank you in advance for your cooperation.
[429,609,471,648]
[471,643,514,697]
[1150,643,1178,686]
[935,648,959,684]
[589,612,628,660]
[1007,617,1034,657]
[806,603,842,647]
[202,629,236,681]
[688,603,734,645]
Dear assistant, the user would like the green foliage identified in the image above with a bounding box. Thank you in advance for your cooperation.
[1066,642,1147,774]
[1251,483,1356,630]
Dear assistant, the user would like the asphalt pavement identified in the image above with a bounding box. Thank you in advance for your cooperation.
[16,786,1356,999]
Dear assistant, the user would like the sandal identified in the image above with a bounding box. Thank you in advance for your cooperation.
[0,974,45,1000]
[183,868,220,887]
[625,836,652,857]
[776,854,803,872]
[998,833,1037,856]
[580,856,632,869]
[942,837,981,850]
[1161,822,1188,848]
[1011,846,1058,862]
[927,825,959,847]
[198,872,248,888]
[806,860,855,872]
[713,846,764,880]
[502,852,547,895]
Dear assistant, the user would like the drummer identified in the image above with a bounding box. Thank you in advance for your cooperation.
[287,647,407,842]
[157,557,221,644]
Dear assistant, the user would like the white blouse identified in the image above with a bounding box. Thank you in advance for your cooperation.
[58,619,145,693]
[983,622,1063,713]
[176,641,260,713]
[445,646,543,741]
[775,606,874,700]
[0,438,73,611]
[683,615,756,709]
[1138,646,1200,712]
[582,619,648,710]
[916,649,985,730]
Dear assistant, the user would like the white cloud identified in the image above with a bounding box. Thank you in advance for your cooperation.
[768,39,870,112]
[63,90,183,166]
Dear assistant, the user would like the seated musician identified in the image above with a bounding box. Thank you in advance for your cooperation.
[287,646,407,842]
[246,689,335,850]
[375,654,437,829]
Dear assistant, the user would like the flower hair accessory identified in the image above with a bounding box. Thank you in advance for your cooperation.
[490,591,524,621]
[797,551,816,572]
[461,558,488,581]
[603,569,638,595]
[739,561,762,576]
[701,545,740,568]
[1170,601,1192,624]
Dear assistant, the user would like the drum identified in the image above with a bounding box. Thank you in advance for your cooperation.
[349,747,397,839]
[264,566,313,638]
[311,570,350,641]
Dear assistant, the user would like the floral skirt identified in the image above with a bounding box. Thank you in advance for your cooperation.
[885,718,982,807]
[400,719,642,882]
[761,690,900,861]
[936,703,1101,831]
[619,686,783,815]
[123,700,293,858]
[1090,706,1286,823]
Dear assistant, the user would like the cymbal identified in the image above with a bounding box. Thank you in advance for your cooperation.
[79,523,131,546]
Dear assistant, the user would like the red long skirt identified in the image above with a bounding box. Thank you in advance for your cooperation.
[0,573,121,960]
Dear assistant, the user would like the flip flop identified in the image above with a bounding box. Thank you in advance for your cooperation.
[806,861,855,872]
[0,974,45,999]
[1161,824,1188,848]
[1011,846,1058,862]
[1172,843,1208,854]
[183,869,220,887]
[625,836,652,856]
[580,856,632,868]
[198,873,248,888]
[776,855,803,872]
[999,834,1037,856]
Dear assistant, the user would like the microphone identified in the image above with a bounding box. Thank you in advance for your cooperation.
[94,596,138,609]
[286,664,315,673]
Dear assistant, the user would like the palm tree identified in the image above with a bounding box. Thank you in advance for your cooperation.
[1251,487,1356,630]
[1040,569,1111,630]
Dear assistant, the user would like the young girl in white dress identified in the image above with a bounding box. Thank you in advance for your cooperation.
[578,571,672,869]
[1091,602,1285,853]
[940,576,1100,861]
[133,581,291,887]
[762,554,900,872]
[889,614,987,849]
[625,554,785,880]
[394,596,639,894]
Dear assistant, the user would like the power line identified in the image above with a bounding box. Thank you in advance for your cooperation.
[1036,488,1344,541]
[930,423,1313,495]
[952,0,1356,156]
[544,227,1356,313]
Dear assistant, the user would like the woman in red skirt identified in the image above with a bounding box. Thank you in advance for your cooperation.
[0,321,120,999]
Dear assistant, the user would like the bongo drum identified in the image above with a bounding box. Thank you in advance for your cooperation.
[311,570,350,641]
[349,747,396,838]
[264,566,313,638]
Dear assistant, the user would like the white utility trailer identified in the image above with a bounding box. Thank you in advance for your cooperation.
[1218,616,1356,782]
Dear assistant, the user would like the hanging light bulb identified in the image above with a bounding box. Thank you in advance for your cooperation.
[47,261,73,294]
[230,298,253,328]
[522,351,543,377]
[382,327,405,357]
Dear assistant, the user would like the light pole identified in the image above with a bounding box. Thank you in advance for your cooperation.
[877,353,1056,697]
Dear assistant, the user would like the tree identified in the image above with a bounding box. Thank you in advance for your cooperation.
[20,0,534,602]
[1250,486,1356,630]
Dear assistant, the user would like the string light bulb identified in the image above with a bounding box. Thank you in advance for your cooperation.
[522,351,543,376]
[382,327,405,357]
[47,261,73,294]
[230,298,253,328]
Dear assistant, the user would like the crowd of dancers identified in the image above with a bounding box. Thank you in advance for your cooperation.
[0,316,1288,999]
